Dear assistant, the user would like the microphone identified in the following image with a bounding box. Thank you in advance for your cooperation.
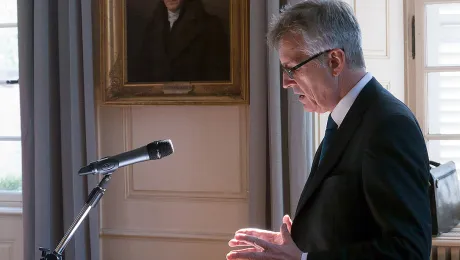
[78,139,174,176]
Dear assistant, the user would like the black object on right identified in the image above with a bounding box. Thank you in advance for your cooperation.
[429,160,460,236]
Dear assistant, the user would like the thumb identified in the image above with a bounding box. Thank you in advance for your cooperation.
[282,215,292,233]
[281,223,293,242]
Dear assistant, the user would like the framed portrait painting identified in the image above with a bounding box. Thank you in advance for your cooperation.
[100,0,249,105]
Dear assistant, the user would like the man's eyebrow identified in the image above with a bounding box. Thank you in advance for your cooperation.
[281,62,294,69]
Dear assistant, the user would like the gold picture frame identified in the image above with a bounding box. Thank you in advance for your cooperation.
[99,0,249,105]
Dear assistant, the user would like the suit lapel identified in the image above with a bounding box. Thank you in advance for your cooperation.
[295,143,322,216]
[168,8,204,61]
[295,78,379,218]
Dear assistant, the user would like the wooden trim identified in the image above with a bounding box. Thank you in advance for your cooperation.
[0,207,22,216]
[0,23,17,28]
[426,134,460,140]
[100,228,232,242]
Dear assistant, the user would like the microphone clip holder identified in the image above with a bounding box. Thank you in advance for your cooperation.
[38,173,113,260]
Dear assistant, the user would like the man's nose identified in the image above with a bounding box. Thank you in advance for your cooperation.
[282,73,295,89]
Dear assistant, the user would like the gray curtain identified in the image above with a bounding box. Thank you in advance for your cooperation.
[266,0,314,230]
[283,0,315,221]
[249,0,314,231]
[18,0,99,259]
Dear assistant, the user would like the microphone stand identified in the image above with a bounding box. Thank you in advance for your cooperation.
[39,173,113,260]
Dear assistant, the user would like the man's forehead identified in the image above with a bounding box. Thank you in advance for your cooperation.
[278,33,304,49]
[278,33,307,66]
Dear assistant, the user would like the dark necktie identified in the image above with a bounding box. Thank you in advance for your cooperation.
[319,114,338,164]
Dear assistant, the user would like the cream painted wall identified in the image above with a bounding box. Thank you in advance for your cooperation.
[97,105,250,259]
[0,210,23,260]
[95,1,268,259]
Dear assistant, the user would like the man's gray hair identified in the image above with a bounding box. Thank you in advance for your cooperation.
[267,0,365,69]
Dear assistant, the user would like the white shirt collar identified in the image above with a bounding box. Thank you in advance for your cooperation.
[330,72,373,128]
[168,10,180,29]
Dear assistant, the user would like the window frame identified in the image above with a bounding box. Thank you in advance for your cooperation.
[0,133,22,209]
[408,0,460,243]
[410,0,460,139]
[0,11,22,208]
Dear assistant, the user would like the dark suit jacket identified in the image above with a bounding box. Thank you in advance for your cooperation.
[291,78,432,259]
[130,0,229,83]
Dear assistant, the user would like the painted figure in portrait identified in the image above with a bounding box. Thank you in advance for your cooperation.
[127,0,230,83]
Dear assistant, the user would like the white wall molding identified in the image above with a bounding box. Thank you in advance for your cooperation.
[100,228,232,242]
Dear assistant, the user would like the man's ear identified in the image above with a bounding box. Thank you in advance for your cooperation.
[328,49,345,76]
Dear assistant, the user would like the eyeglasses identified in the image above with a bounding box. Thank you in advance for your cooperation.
[282,49,337,79]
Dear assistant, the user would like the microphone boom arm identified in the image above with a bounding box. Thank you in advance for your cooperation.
[38,139,174,259]
[39,173,113,260]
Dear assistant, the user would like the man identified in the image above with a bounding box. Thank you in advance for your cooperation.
[227,0,432,259]
[130,0,229,82]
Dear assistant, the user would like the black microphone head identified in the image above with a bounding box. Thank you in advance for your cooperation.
[78,163,95,175]
[146,139,174,160]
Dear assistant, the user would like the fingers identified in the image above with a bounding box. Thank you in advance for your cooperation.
[235,228,277,237]
[229,239,252,247]
[227,250,272,260]
[228,247,260,253]
[228,224,298,260]
[234,234,272,251]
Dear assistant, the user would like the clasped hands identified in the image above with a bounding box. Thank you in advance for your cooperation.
[227,215,303,260]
